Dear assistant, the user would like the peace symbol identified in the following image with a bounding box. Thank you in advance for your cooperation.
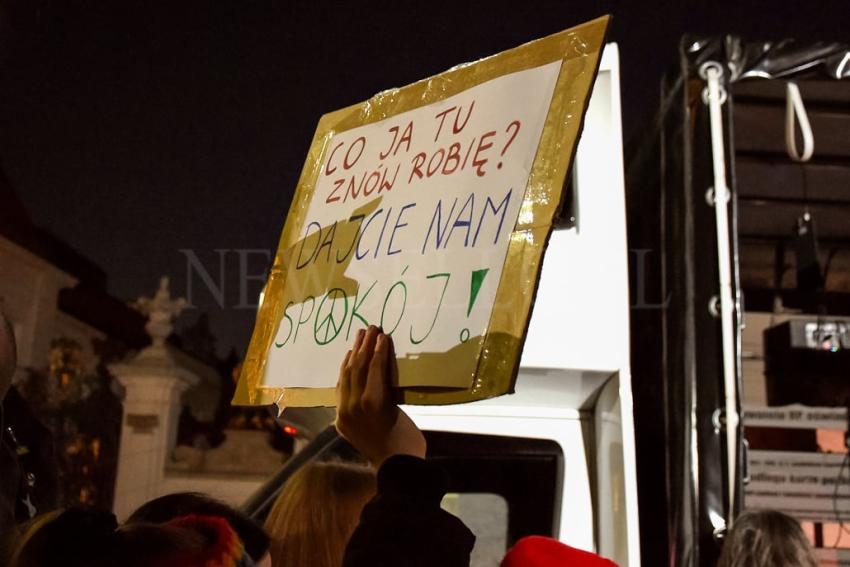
[313,288,348,345]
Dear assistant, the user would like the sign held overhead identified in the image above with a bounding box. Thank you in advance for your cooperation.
[235,16,610,407]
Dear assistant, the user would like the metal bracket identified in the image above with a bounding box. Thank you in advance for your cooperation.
[699,62,728,105]
[708,295,721,318]
[712,408,725,434]
[705,186,731,207]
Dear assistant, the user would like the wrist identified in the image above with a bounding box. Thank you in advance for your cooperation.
[370,439,426,467]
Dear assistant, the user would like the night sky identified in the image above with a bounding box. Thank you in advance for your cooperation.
[0,0,845,356]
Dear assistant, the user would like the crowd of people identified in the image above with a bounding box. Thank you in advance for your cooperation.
[1,316,823,566]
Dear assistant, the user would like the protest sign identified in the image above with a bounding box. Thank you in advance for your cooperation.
[234,16,609,407]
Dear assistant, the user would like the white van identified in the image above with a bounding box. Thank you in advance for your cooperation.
[402,43,638,566]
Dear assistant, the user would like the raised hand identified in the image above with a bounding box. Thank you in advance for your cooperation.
[335,326,426,466]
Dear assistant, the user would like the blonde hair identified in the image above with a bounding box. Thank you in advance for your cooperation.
[718,510,818,567]
[264,461,376,567]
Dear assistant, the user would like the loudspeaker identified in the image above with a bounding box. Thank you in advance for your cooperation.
[764,319,850,407]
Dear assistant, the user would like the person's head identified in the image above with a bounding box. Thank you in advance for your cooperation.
[162,514,257,567]
[9,507,141,567]
[11,507,257,567]
[717,510,818,567]
[0,310,16,401]
[105,522,208,567]
[114,516,258,567]
[8,509,66,567]
[264,461,377,567]
[126,492,270,565]
[501,536,618,567]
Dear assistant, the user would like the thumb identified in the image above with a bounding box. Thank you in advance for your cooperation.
[388,334,399,386]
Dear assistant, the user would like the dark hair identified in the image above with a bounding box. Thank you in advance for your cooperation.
[12,508,251,567]
[10,508,205,567]
[717,510,818,567]
[11,508,117,567]
[110,522,207,567]
[126,492,270,561]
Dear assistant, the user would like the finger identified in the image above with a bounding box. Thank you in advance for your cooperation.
[364,333,390,408]
[387,335,398,380]
[387,334,399,386]
[339,350,351,376]
[386,335,401,404]
[352,328,366,353]
[337,349,352,409]
[352,326,379,403]
[358,325,380,364]
[334,386,342,418]
[340,348,352,373]
[350,351,369,404]
[350,371,365,407]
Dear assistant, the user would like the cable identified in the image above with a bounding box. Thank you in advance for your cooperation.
[823,248,840,285]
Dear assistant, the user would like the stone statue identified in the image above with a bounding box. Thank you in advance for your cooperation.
[135,277,187,349]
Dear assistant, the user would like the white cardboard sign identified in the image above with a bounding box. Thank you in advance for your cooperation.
[262,61,560,389]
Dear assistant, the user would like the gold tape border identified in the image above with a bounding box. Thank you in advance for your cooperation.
[234,15,610,407]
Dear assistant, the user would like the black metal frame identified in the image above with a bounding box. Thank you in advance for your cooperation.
[627,36,745,567]
[627,34,849,567]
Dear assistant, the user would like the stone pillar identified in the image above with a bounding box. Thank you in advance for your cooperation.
[110,277,198,520]
[111,361,197,519]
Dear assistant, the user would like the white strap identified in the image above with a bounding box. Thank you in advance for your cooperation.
[786,82,815,162]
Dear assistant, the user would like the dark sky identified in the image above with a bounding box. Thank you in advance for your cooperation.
[0,0,845,356]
